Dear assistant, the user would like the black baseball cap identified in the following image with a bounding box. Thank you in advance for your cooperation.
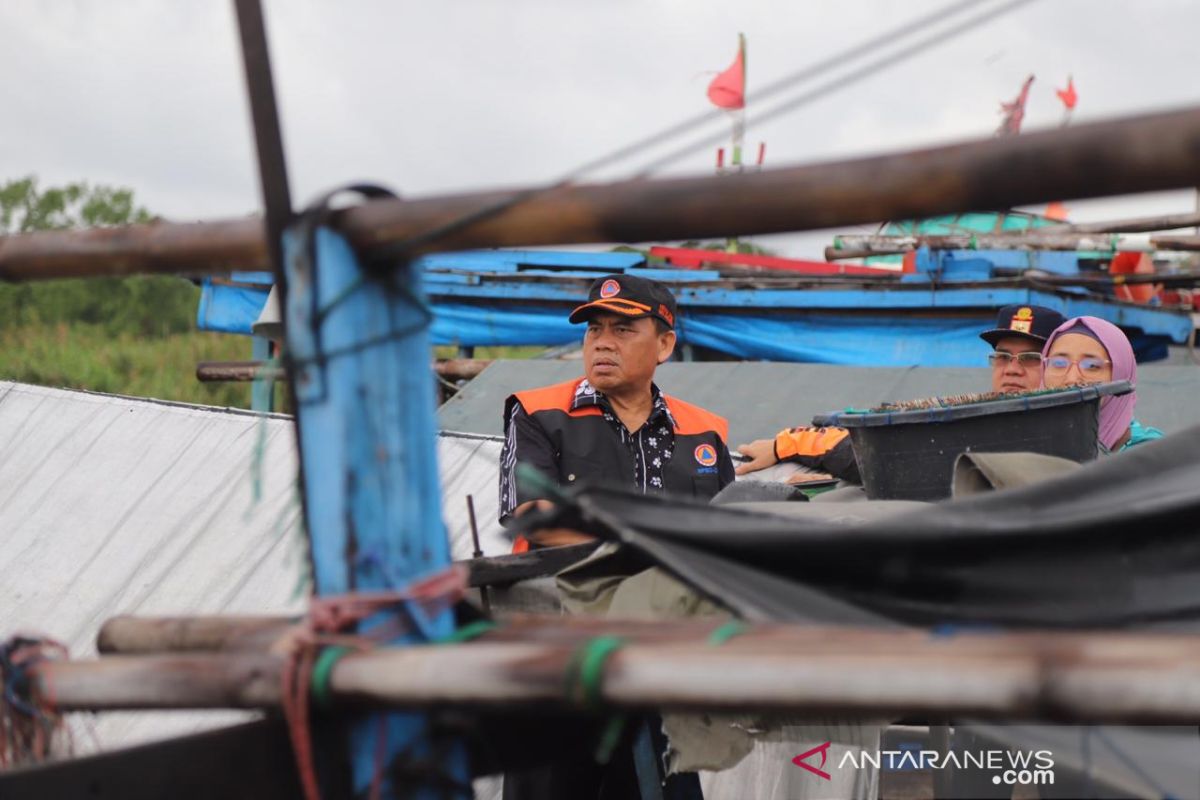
[979,304,1065,346]
[568,273,677,330]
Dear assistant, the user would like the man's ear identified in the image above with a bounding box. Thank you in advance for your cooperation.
[657,330,677,364]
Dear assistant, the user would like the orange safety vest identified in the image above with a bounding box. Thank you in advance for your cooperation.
[506,378,729,553]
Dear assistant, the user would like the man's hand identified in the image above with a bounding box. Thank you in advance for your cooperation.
[735,438,779,475]
[514,499,595,547]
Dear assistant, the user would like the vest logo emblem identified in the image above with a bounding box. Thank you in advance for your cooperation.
[599,279,621,298]
[694,443,718,467]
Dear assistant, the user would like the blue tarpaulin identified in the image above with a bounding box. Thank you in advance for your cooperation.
[430,302,996,365]
[196,272,273,335]
[196,252,1191,366]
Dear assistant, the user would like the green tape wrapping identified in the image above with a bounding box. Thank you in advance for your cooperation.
[435,619,498,644]
[565,635,626,709]
[311,645,353,708]
[707,620,749,646]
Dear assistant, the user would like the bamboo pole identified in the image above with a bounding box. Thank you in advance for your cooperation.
[824,233,1149,260]
[4,107,1200,281]
[827,210,1200,261]
[97,615,298,654]
[37,652,282,710]
[1152,234,1200,251]
[195,361,286,383]
[195,358,493,383]
[1050,209,1200,234]
[36,625,1200,723]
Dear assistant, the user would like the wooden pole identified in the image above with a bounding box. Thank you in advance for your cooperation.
[196,358,494,383]
[97,615,297,655]
[37,652,283,710]
[826,232,1131,259]
[1051,209,1200,234]
[1151,234,1200,251]
[4,107,1200,281]
[35,625,1200,723]
[825,211,1200,259]
[196,361,286,383]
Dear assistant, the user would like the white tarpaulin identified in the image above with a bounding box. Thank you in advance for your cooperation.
[0,382,510,753]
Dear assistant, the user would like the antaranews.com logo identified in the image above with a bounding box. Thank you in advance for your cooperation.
[793,741,1055,787]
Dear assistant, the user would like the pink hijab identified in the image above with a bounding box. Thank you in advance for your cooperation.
[1041,316,1136,450]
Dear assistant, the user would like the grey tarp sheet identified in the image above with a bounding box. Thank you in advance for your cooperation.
[439,360,1200,446]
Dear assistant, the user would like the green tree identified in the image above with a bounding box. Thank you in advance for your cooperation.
[0,176,197,336]
[0,176,250,406]
[0,176,154,233]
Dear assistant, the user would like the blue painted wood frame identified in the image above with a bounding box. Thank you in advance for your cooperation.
[284,226,467,798]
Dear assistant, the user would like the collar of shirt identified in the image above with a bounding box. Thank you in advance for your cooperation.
[572,379,675,432]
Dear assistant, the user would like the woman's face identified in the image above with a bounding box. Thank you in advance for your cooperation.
[1043,332,1113,388]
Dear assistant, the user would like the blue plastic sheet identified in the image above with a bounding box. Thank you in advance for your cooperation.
[429,303,994,366]
[196,273,272,335]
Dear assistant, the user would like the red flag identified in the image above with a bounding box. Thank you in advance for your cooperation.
[707,35,746,110]
[1043,201,1069,221]
[1056,76,1078,110]
[996,75,1035,137]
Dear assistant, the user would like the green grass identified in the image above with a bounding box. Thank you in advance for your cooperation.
[0,323,257,408]
[0,270,554,410]
[433,345,551,360]
[2,332,553,411]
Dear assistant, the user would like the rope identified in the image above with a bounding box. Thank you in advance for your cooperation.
[350,0,1033,261]
[279,564,470,800]
[0,636,70,769]
[630,0,1040,178]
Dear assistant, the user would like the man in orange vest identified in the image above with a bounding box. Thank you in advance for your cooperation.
[499,275,730,799]
[500,273,734,549]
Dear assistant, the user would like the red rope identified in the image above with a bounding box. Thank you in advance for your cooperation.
[279,564,468,800]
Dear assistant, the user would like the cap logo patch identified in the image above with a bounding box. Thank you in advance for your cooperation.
[599,279,621,298]
[657,304,675,327]
[1010,306,1034,334]
[694,443,717,467]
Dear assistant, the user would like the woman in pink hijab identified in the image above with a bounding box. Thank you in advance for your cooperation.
[1041,316,1163,452]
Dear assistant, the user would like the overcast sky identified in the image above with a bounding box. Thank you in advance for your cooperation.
[2,0,1197,257]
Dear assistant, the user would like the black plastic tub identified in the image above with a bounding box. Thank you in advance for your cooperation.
[811,380,1133,501]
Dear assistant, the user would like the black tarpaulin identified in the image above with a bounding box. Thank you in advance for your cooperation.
[518,425,1200,629]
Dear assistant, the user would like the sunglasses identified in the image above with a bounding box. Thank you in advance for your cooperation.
[987,351,1043,368]
[1044,356,1111,375]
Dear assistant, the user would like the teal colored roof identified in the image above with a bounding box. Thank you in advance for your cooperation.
[883,211,1063,236]
[865,211,1065,264]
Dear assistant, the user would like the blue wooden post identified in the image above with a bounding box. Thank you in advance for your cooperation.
[283,224,468,798]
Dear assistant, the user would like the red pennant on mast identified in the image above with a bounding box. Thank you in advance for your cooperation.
[707,34,746,110]
[1056,76,1078,110]
[996,75,1035,137]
